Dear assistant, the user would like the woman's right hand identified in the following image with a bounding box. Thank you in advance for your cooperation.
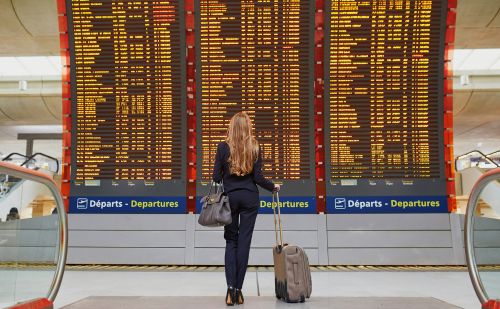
[274,184,281,192]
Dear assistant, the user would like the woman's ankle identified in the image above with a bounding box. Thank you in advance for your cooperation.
[235,289,244,304]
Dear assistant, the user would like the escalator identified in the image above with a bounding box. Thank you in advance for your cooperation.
[1,153,60,202]
[456,151,500,172]
[465,168,500,309]
[455,150,500,214]
[424,151,500,307]
[0,161,67,309]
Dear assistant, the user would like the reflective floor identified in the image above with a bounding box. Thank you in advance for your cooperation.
[51,269,482,309]
[0,269,56,308]
[479,272,500,300]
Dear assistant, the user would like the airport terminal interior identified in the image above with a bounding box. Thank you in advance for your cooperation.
[0,0,499,308]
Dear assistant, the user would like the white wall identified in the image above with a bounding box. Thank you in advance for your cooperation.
[66,213,471,266]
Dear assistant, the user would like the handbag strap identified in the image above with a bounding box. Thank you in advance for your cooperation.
[208,181,214,195]
[209,180,225,195]
[218,180,225,193]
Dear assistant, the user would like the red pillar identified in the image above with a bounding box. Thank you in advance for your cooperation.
[445,0,457,212]
[314,0,326,214]
[185,0,197,213]
[57,0,71,213]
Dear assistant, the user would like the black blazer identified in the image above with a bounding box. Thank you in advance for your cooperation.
[212,142,275,193]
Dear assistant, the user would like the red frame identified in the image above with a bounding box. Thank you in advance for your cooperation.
[59,0,198,213]
[445,0,457,212]
[57,0,70,213]
[58,0,455,215]
[6,298,53,309]
[483,300,500,309]
[185,0,197,213]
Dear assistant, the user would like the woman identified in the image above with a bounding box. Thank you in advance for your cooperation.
[213,112,280,306]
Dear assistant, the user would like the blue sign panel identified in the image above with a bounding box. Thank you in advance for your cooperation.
[70,197,186,214]
[196,196,316,214]
[327,196,448,214]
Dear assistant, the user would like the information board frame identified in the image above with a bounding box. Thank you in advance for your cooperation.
[67,0,188,212]
[194,0,317,213]
[323,0,449,212]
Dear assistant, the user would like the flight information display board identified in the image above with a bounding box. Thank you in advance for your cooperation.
[325,0,448,213]
[195,0,316,213]
[67,0,186,213]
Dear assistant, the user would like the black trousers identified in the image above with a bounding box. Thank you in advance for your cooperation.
[224,189,259,289]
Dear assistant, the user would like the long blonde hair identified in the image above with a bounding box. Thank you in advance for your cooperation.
[226,112,259,176]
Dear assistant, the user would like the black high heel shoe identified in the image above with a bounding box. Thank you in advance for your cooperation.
[235,289,244,305]
[226,287,236,306]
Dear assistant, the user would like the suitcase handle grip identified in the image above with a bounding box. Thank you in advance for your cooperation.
[272,190,284,248]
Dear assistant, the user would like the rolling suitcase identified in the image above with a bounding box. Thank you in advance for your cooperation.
[272,191,312,303]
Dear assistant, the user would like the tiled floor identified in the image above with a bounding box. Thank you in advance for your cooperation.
[62,296,461,309]
[51,270,481,308]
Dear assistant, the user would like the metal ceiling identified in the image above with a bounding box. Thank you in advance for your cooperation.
[0,0,498,155]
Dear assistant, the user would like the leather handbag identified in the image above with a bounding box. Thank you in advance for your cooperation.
[198,181,232,227]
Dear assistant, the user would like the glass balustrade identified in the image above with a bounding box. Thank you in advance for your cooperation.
[465,168,500,306]
[0,162,67,308]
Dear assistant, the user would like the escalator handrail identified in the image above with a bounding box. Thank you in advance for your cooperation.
[0,161,67,303]
[464,167,500,305]
[486,150,500,160]
[455,150,500,171]
[2,152,29,162]
[20,152,60,174]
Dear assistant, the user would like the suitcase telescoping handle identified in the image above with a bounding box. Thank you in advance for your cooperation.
[272,190,284,248]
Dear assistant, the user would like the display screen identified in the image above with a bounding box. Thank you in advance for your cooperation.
[68,0,186,211]
[325,0,448,212]
[196,0,315,188]
[65,0,449,214]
